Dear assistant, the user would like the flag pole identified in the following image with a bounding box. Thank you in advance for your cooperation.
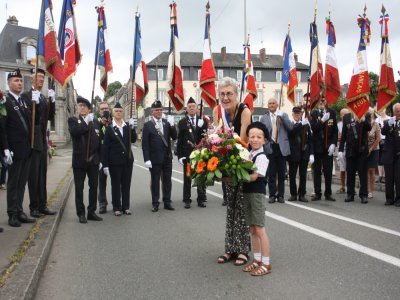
[91,3,104,105]
[279,23,291,110]
[131,10,139,119]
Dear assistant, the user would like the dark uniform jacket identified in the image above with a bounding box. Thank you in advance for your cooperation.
[102,122,137,167]
[177,115,208,159]
[68,116,101,168]
[310,108,338,154]
[142,118,177,164]
[288,121,313,162]
[381,118,400,165]
[0,92,31,160]
[21,89,55,151]
[338,113,372,158]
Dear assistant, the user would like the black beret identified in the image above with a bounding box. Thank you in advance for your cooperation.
[246,121,269,140]
[114,102,122,109]
[77,96,91,109]
[292,106,302,113]
[151,100,163,109]
[30,67,46,75]
[187,97,196,105]
[7,68,22,80]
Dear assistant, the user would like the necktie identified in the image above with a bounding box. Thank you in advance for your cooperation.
[191,117,195,126]
[158,119,164,134]
[271,113,277,142]
[18,97,23,106]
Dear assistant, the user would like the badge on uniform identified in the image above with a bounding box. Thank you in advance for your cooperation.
[78,119,81,124]
[95,129,99,136]
[14,106,19,110]
[155,123,160,130]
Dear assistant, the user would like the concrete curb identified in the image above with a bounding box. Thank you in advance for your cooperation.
[0,174,73,300]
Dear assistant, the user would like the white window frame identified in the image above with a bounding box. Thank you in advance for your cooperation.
[275,71,282,82]
[295,89,303,106]
[26,45,36,62]
[4,72,9,91]
[255,70,262,82]
[297,71,302,82]
[237,70,243,82]
[159,88,166,105]
[274,89,282,101]
[217,69,223,80]
[254,89,264,107]
[157,69,164,81]
[198,69,202,81]
[181,69,185,80]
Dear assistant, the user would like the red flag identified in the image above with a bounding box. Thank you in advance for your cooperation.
[199,4,217,109]
[324,17,341,105]
[377,11,396,112]
[242,42,257,111]
[309,22,324,109]
[346,15,371,120]
[167,2,184,112]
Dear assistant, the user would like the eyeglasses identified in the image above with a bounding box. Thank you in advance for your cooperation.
[219,92,235,98]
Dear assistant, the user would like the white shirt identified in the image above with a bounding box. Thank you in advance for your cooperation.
[250,147,269,177]
[153,117,163,134]
[112,119,126,137]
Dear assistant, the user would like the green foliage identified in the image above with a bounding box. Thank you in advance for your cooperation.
[94,95,102,102]
[105,81,122,100]
[369,71,379,107]
[331,98,347,121]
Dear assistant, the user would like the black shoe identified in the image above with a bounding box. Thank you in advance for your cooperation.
[184,202,191,209]
[298,196,309,202]
[30,210,44,218]
[325,195,336,201]
[311,195,321,201]
[344,195,354,202]
[394,202,400,207]
[99,206,107,214]
[18,212,36,223]
[8,215,21,227]
[164,205,175,211]
[384,201,394,206]
[277,196,285,203]
[360,197,368,204]
[152,207,159,212]
[39,208,56,215]
[268,196,276,203]
[87,212,103,221]
[0,227,3,232]
[198,202,206,208]
[287,196,297,201]
[79,215,87,223]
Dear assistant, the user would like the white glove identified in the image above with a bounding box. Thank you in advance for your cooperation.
[98,162,102,170]
[276,110,283,117]
[167,115,175,126]
[128,118,135,129]
[321,112,330,123]
[4,149,13,165]
[103,167,109,176]
[32,90,40,104]
[301,118,309,126]
[144,160,152,169]
[197,119,204,127]
[48,89,55,102]
[328,144,335,156]
[178,157,186,165]
[85,113,94,124]
[309,154,315,165]
[388,117,396,126]
[337,152,343,160]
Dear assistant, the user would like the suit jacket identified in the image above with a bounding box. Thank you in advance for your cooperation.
[142,118,177,164]
[338,113,371,158]
[380,119,400,164]
[21,89,55,151]
[0,92,32,159]
[68,116,101,168]
[177,115,208,159]
[102,122,137,167]
[288,121,313,162]
[310,108,338,154]
[260,111,293,157]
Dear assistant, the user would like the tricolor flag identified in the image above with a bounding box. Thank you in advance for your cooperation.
[309,22,324,109]
[241,41,257,111]
[377,9,396,112]
[167,2,184,112]
[199,3,217,109]
[346,14,371,120]
[133,12,148,107]
[37,0,65,86]
[324,17,340,105]
[95,5,113,92]
[58,0,81,87]
[282,33,298,105]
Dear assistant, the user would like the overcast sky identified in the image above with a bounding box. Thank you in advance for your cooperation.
[2,0,400,99]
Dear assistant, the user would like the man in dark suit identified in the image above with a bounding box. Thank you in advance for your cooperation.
[310,97,338,201]
[380,103,400,206]
[68,96,102,223]
[288,106,314,202]
[142,100,177,212]
[338,112,371,204]
[0,69,35,227]
[21,68,56,218]
[177,97,208,209]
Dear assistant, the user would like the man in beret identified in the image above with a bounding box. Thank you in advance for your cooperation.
[142,100,177,212]
[68,96,103,223]
[177,97,208,209]
[21,67,56,218]
[0,69,36,227]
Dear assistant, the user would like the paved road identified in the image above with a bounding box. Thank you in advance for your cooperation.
[35,148,400,299]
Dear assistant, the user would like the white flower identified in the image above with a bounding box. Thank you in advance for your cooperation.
[239,148,250,160]
[201,148,208,155]
[189,150,200,159]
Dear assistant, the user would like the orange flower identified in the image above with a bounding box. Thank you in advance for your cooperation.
[207,156,219,172]
[196,161,207,173]
[186,162,191,177]
[235,137,249,149]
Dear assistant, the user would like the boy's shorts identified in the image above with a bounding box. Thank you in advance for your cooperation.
[243,193,266,227]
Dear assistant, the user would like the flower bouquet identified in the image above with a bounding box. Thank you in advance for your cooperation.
[189,127,256,186]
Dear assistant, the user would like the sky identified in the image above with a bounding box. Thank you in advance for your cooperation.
[2,0,400,99]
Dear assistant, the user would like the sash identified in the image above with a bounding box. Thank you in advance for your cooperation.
[217,104,231,129]
[9,96,29,134]
[113,126,128,154]
[151,119,168,147]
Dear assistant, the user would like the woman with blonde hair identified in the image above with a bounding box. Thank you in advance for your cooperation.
[366,107,381,198]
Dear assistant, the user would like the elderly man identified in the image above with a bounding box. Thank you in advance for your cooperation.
[261,98,293,203]
[142,100,177,212]
[381,103,400,207]
[21,68,56,218]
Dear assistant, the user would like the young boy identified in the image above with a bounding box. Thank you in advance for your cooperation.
[242,122,271,276]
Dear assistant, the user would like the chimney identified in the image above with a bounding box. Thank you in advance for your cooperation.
[7,16,18,26]
[294,52,298,62]
[259,48,266,62]
[221,46,227,61]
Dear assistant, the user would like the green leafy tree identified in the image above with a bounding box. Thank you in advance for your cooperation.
[104,81,122,100]
[94,95,102,103]
[369,72,379,107]
[331,98,347,121]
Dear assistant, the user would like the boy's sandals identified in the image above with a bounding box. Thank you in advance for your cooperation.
[217,253,233,264]
[234,253,249,266]
[242,259,260,272]
[250,262,272,276]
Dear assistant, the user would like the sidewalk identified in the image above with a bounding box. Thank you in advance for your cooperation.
[0,147,73,299]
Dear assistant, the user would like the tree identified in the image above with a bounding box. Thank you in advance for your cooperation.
[104,81,122,99]
[331,98,347,121]
[369,71,379,107]
[94,95,102,103]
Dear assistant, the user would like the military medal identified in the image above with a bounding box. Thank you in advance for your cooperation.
[78,119,81,124]
[155,123,160,130]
